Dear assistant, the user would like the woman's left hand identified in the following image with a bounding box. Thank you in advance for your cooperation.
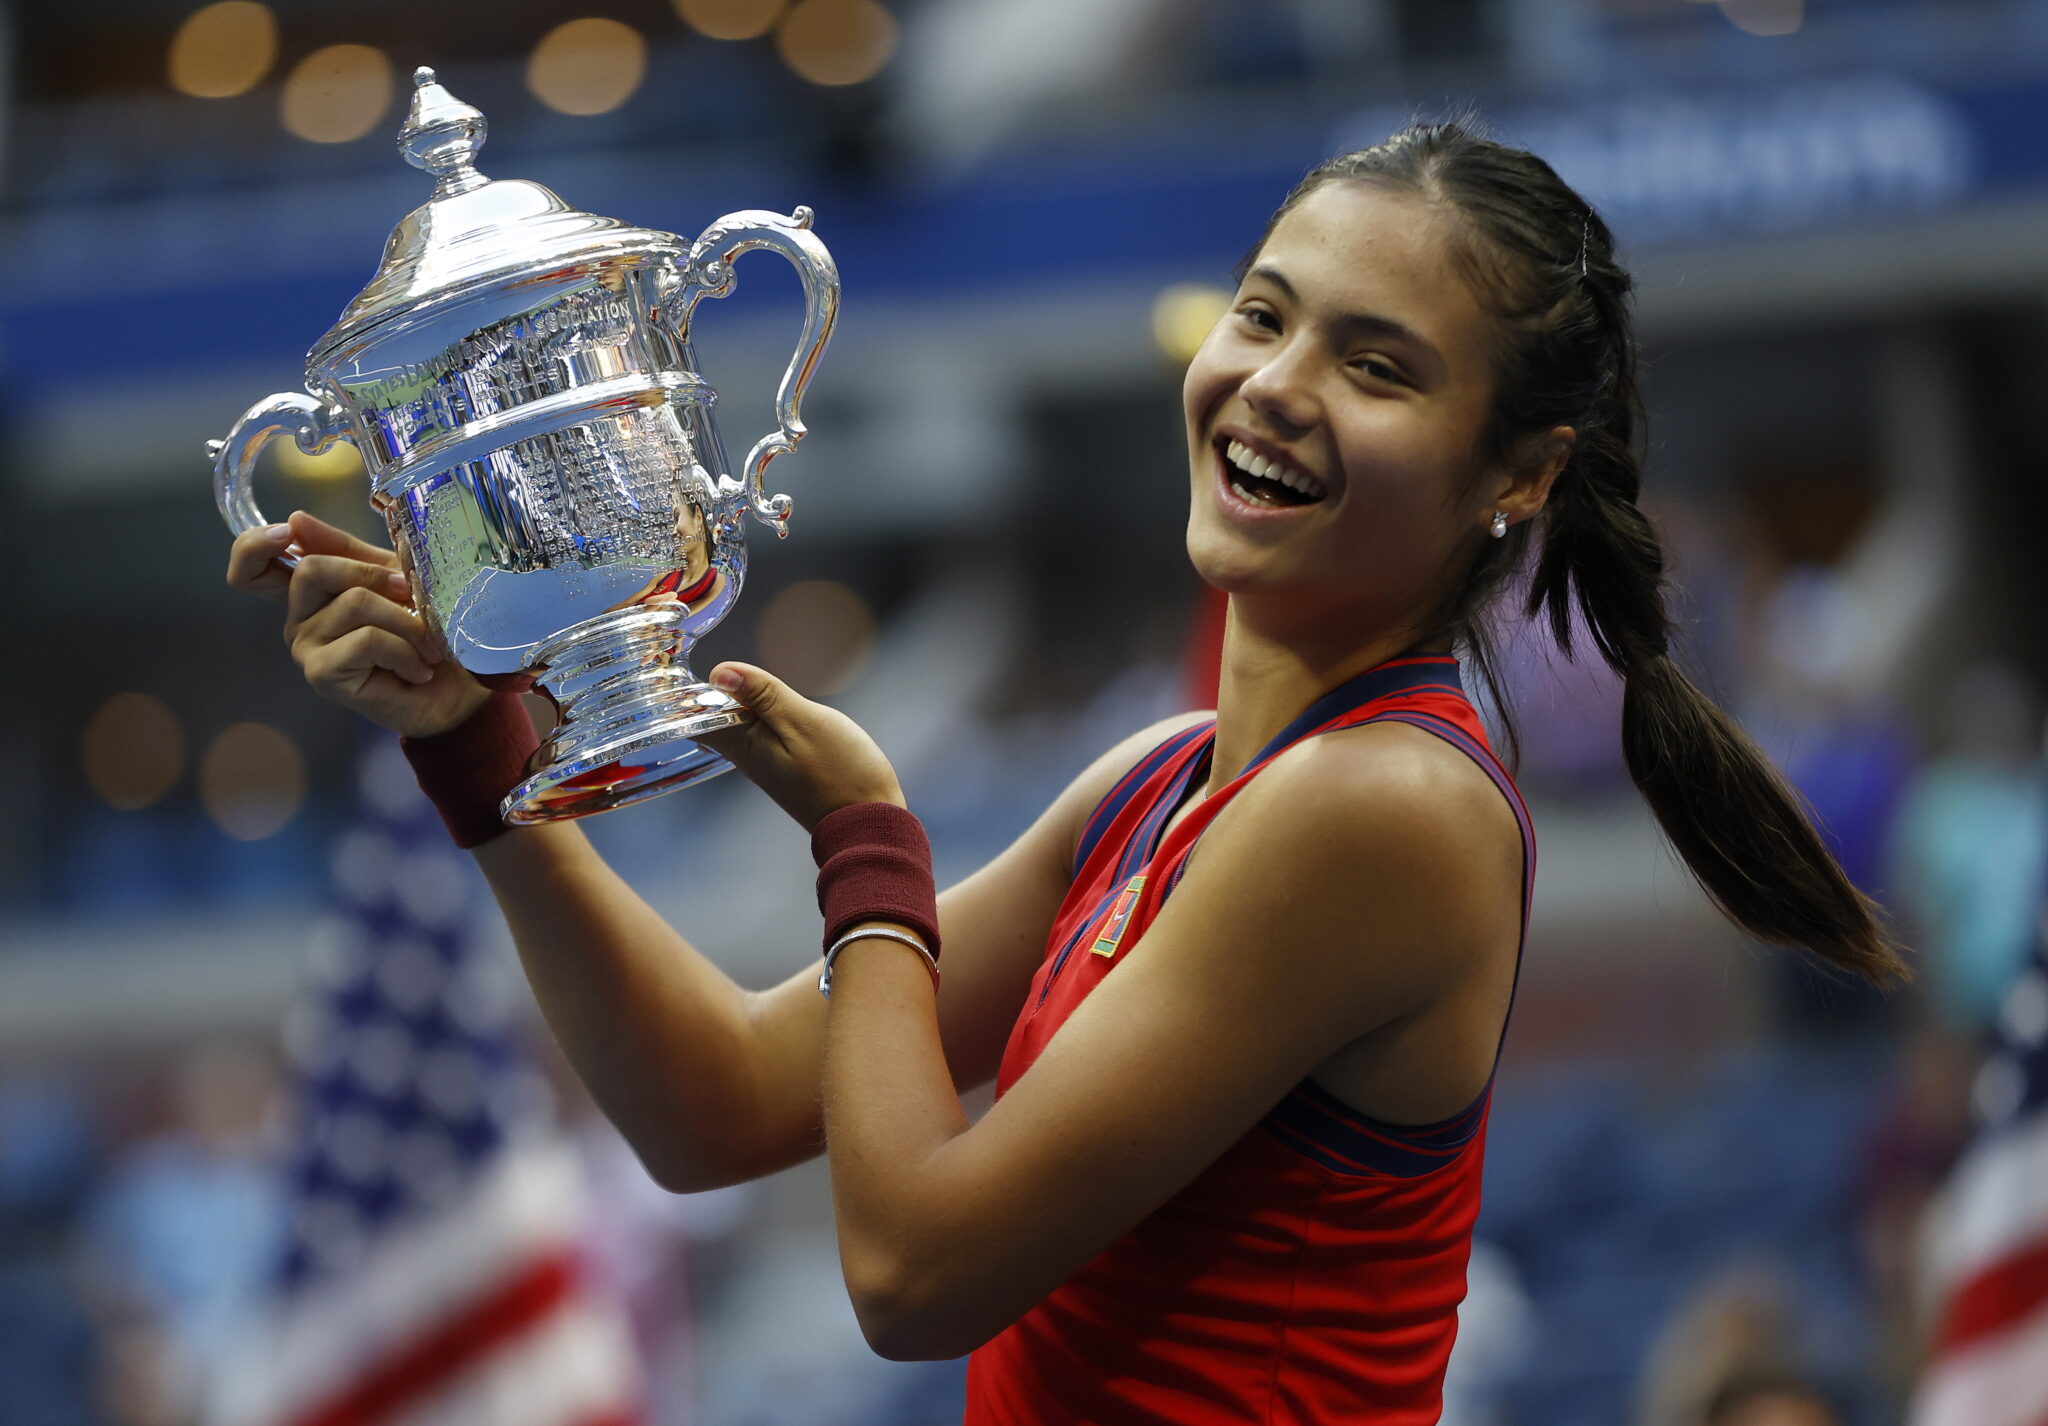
[696,662,906,833]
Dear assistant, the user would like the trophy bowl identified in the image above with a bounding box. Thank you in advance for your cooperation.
[213,68,840,824]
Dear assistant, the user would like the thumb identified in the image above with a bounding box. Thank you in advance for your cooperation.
[288,509,396,566]
[709,661,801,721]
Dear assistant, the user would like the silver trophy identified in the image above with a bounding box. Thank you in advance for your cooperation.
[214,68,839,822]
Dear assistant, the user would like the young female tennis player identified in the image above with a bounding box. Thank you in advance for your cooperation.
[229,124,1906,1423]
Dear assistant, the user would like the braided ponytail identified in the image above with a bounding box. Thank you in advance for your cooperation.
[1266,125,1907,987]
[1531,362,1904,987]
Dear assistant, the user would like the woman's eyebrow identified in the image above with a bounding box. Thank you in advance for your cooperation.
[1245,264,1301,304]
[1245,263,1443,370]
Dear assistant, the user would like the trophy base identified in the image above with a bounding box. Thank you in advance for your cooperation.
[500,688,751,822]
[497,606,751,823]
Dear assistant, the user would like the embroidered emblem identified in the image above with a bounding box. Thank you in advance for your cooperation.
[1091,875,1148,958]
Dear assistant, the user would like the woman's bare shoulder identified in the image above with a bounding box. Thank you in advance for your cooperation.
[1226,718,1523,907]
[1149,719,1521,1023]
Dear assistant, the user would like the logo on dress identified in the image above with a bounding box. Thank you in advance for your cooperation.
[1090,875,1147,958]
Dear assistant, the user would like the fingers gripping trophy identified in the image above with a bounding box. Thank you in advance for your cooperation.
[213,68,840,821]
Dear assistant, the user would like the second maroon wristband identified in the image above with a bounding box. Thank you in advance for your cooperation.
[811,802,942,957]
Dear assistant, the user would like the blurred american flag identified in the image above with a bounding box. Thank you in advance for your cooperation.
[211,738,641,1426]
[1910,910,2048,1426]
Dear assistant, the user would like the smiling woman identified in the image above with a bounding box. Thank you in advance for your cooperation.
[227,121,1907,1425]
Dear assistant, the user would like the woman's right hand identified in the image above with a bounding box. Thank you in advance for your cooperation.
[225,510,490,738]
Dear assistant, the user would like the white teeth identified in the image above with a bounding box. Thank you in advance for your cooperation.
[1223,439,1326,501]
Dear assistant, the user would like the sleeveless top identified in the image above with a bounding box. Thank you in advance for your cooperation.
[962,653,1535,1425]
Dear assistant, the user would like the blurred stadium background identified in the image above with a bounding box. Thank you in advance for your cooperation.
[3,1,2046,1423]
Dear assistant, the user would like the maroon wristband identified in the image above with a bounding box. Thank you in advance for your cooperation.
[811,802,942,957]
[399,691,543,849]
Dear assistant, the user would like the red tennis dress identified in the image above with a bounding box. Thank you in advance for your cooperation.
[963,653,1535,1425]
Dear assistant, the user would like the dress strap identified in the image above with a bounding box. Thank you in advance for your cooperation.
[1238,655,1463,778]
[1071,722,1214,880]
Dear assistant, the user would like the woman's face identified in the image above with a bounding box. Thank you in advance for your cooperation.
[1181,181,1509,634]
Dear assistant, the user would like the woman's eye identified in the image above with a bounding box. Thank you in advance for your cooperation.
[1354,356,1405,385]
[1236,306,1279,332]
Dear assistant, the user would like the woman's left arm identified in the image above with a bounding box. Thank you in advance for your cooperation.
[812,722,1521,1361]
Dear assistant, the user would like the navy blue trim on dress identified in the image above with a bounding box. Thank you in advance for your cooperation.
[1110,740,1213,887]
[1072,724,1214,879]
[1238,656,1463,780]
[1041,730,1212,1007]
[1034,912,1106,1010]
[1261,1075,1487,1180]
[1296,1075,1489,1148]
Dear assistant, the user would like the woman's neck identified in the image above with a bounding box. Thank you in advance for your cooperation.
[1204,597,1446,793]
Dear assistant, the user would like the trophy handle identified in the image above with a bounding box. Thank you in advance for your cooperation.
[673,206,841,539]
[209,392,352,568]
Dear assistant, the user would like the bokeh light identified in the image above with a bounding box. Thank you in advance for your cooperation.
[1720,0,1804,35]
[774,0,898,87]
[756,580,878,696]
[199,723,308,841]
[674,0,789,41]
[274,439,364,482]
[527,18,648,116]
[167,2,278,99]
[81,693,185,812]
[1151,284,1232,366]
[280,43,394,144]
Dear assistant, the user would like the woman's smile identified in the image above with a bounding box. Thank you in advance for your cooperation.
[1217,430,1331,504]
[1209,427,1334,527]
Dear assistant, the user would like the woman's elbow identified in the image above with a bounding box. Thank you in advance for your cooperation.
[845,1257,1007,1362]
[853,1297,977,1363]
[644,1159,725,1196]
[633,1138,750,1196]
[636,1127,819,1195]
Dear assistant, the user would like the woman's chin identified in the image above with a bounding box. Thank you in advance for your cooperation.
[1187,534,1363,630]
[1185,530,1241,590]
[1186,544,1283,599]
[1186,521,1285,594]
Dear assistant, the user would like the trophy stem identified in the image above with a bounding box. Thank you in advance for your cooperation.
[501,605,750,823]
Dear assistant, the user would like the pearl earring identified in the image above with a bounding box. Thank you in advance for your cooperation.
[1489,510,1508,539]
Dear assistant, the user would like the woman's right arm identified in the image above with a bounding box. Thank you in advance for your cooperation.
[228,512,1197,1192]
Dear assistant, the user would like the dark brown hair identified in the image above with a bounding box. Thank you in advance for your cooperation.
[1253,123,1907,988]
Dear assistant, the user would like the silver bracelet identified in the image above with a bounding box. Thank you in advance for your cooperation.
[819,926,941,998]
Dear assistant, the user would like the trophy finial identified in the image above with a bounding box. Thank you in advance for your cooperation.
[399,67,489,197]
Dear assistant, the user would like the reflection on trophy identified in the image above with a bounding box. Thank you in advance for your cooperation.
[211,67,839,823]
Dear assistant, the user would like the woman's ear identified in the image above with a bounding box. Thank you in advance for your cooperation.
[1494,425,1575,525]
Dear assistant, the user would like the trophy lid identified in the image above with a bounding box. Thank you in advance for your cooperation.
[311,68,683,361]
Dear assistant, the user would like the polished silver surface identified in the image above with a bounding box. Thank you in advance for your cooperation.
[213,67,840,823]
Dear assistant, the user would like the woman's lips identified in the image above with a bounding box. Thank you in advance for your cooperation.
[1211,444,1326,523]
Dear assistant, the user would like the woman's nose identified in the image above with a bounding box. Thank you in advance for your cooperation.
[1238,344,1319,432]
